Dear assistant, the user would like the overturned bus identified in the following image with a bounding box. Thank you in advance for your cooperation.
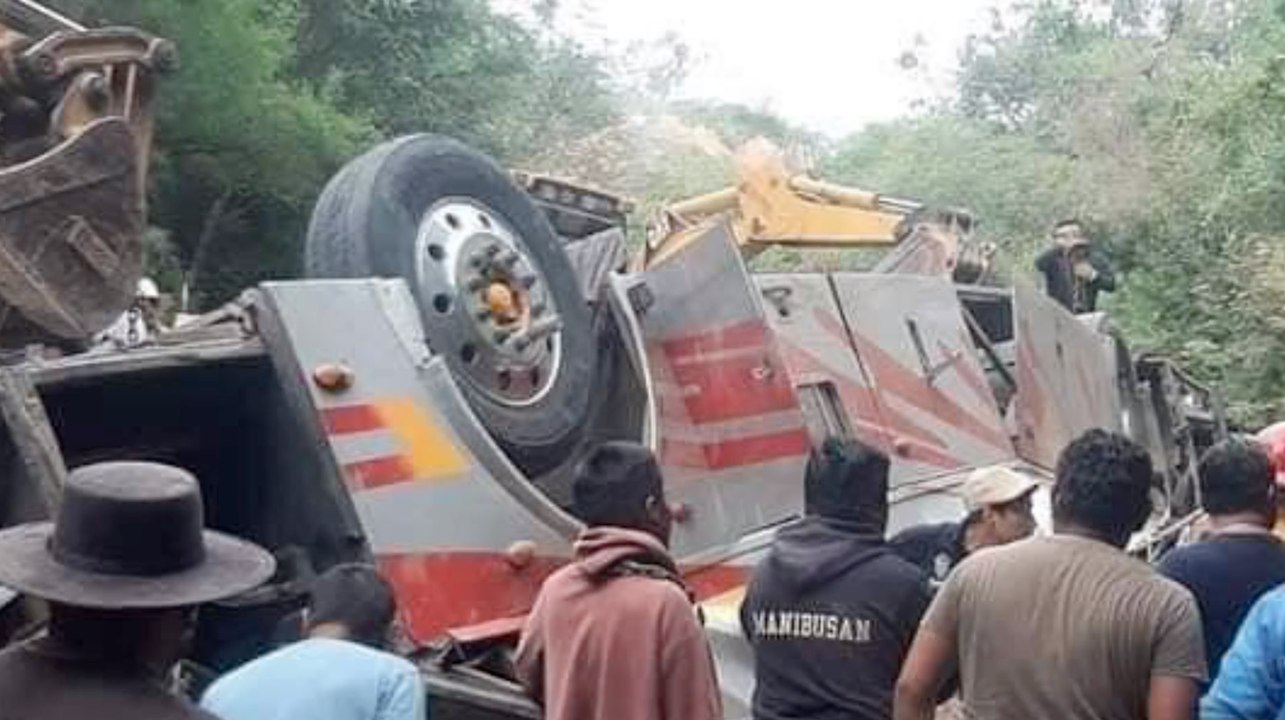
[0,133,1224,718]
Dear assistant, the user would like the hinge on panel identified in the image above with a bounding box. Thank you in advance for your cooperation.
[627,281,655,316]
[760,285,793,318]
[906,317,963,386]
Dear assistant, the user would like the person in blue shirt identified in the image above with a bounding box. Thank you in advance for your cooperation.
[1203,585,1285,719]
[202,563,426,720]
[1159,438,1285,686]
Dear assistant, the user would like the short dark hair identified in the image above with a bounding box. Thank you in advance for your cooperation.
[307,564,396,647]
[572,441,664,530]
[804,437,890,528]
[1052,429,1154,544]
[1200,438,1275,516]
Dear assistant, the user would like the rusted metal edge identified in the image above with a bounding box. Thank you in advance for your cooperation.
[28,336,265,388]
[0,368,65,513]
[420,665,540,718]
[253,286,370,560]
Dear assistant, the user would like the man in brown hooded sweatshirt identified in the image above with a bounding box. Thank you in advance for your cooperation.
[515,441,722,720]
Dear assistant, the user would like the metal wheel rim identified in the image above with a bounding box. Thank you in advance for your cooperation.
[414,198,563,407]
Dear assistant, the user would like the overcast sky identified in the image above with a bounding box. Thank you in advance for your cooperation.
[493,0,1002,137]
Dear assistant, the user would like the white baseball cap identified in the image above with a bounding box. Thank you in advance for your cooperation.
[962,466,1039,511]
[136,277,160,300]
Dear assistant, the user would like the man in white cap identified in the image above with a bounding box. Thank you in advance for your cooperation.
[96,277,164,349]
[890,466,1039,585]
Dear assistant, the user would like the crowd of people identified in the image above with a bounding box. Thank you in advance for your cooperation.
[4,425,1285,720]
[512,427,1285,720]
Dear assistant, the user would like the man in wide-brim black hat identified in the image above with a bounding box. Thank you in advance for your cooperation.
[0,461,275,720]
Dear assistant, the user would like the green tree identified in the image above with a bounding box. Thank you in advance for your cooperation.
[70,0,622,308]
[822,0,1285,426]
[287,0,618,161]
[79,0,374,308]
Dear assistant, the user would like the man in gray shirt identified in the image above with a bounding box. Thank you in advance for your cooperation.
[894,430,1206,720]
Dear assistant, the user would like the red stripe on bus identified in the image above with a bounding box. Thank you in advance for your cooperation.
[380,551,564,643]
[663,428,811,470]
[660,438,711,468]
[704,428,811,469]
[380,551,753,644]
[343,455,415,490]
[322,404,384,435]
[848,328,1011,453]
[779,339,948,453]
[685,563,750,600]
[669,352,799,424]
[661,319,770,360]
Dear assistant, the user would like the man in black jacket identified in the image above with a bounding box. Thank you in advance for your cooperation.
[740,437,931,720]
[890,465,1038,587]
[1035,219,1116,313]
[1158,439,1285,685]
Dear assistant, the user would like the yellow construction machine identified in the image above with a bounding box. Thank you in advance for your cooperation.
[638,138,987,280]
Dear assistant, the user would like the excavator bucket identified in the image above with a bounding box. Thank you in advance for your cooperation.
[0,118,143,346]
[0,4,172,347]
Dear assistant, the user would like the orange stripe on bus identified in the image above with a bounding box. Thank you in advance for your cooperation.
[375,399,470,481]
[326,399,472,490]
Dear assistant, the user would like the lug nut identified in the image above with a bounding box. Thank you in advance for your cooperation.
[518,274,538,289]
[493,328,515,344]
[527,316,562,340]
[513,318,561,353]
[497,250,520,267]
[465,276,488,292]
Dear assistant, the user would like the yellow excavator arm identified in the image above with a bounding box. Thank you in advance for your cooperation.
[641,139,934,269]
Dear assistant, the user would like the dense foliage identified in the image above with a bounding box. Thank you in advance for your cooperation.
[70,0,620,307]
[69,0,1285,425]
[821,0,1285,426]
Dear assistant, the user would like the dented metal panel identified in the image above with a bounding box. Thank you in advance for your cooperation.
[258,279,577,643]
[636,224,808,558]
[828,273,1014,484]
[755,273,893,451]
[1013,282,1122,470]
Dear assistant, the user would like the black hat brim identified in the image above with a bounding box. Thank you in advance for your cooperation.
[0,523,276,609]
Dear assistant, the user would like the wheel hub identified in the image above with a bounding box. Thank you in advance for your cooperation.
[414,199,562,407]
[485,281,522,324]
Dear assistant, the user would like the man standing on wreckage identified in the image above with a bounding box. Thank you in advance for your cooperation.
[1035,218,1116,314]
